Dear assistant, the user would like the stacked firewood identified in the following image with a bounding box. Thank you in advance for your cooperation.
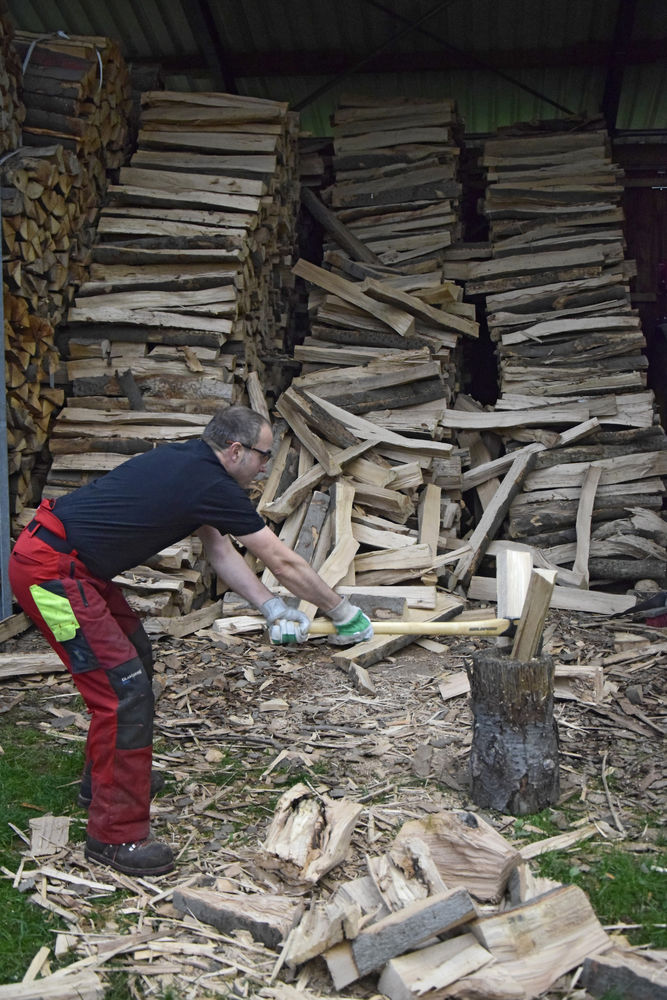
[321,95,464,271]
[449,120,667,589]
[1,141,101,519]
[4,290,63,516]
[9,31,133,288]
[2,29,134,524]
[34,90,300,623]
[13,30,132,176]
[262,97,487,611]
[1,145,92,323]
[0,4,24,153]
[59,89,300,403]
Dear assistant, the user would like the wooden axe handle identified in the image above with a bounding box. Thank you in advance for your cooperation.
[309,618,514,637]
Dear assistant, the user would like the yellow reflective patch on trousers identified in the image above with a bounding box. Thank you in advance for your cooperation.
[29,584,80,642]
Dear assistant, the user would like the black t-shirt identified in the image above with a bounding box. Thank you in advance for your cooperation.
[53,439,265,579]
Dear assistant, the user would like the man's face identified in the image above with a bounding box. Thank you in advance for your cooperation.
[229,424,274,488]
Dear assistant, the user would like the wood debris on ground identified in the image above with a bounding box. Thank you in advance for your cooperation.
[0,601,665,998]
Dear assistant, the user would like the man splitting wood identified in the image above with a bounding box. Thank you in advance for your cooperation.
[9,406,373,877]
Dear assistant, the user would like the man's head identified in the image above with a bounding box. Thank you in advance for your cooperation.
[202,406,273,487]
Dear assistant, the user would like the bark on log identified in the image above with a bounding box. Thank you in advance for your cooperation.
[466,650,559,816]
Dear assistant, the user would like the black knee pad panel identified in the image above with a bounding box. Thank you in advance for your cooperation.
[107,659,155,750]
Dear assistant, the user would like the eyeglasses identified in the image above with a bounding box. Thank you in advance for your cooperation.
[226,439,272,460]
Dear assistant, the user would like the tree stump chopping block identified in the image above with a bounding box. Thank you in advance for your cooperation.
[466,650,559,815]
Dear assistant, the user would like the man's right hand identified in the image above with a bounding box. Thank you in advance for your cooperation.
[326,597,374,645]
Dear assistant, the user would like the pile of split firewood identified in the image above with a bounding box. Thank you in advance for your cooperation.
[172,785,665,1000]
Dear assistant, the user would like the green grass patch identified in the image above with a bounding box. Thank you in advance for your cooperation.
[536,845,667,947]
[0,713,86,983]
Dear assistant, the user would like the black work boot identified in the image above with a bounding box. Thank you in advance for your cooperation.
[85,835,175,876]
[78,765,166,808]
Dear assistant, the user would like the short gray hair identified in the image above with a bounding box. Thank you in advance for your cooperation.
[202,406,271,450]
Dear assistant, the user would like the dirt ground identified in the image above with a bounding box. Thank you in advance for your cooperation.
[1,603,665,999]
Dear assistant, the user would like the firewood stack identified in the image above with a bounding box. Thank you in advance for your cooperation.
[1,26,134,527]
[4,291,63,519]
[10,31,132,285]
[447,119,667,590]
[322,94,464,271]
[58,89,301,404]
[2,145,91,324]
[482,122,667,585]
[251,96,488,604]
[0,3,24,154]
[13,31,132,176]
[28,90,301,624]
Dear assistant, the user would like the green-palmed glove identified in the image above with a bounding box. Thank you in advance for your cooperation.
[326,597,374,646]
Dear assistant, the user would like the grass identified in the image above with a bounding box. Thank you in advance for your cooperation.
[516,810,667,948]
[536,842,667,947]
[0,714,86,983]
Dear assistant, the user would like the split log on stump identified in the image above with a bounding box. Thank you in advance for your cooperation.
[466,650,559,815]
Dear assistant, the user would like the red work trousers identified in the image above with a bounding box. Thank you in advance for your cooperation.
[9,501,153,844]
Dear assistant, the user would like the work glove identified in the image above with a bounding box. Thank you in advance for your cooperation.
[326,597,374,646]
[260,596,310,644]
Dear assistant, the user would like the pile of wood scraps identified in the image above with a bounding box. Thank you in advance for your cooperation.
[169,788,664,1000]
[0,5,24,154]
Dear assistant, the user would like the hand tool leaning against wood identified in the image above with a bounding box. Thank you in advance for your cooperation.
[8,406,372,877]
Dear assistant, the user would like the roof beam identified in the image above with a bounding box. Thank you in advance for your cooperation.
[293,0,460,111]
[149,38,667,79]
[360,0,573,116]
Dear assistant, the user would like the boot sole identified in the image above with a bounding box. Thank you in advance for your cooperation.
[84,846,174,876]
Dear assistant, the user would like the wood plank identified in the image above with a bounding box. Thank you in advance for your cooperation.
[450,449,538,588]
[511,569,558,661]
[349,888,476,981]
[293,259,415,337]
[378,933,493,1000]
[572,464,603,585]
[361,277,478,338]
[468,576,636,615]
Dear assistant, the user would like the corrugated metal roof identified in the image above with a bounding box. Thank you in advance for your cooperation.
[6,0,666,135]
